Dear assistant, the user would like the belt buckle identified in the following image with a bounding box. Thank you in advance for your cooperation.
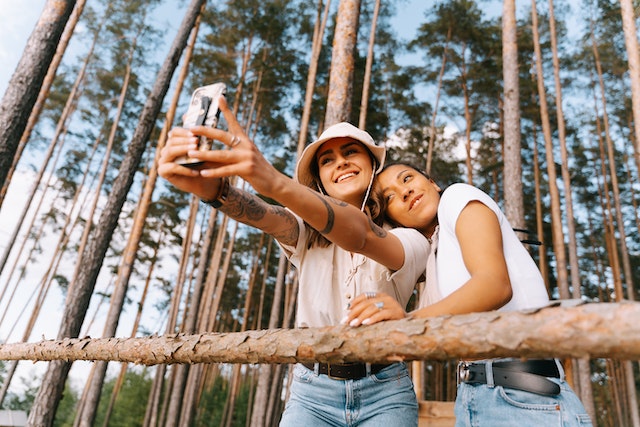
[458,362,471,384]
[326,363,343,380]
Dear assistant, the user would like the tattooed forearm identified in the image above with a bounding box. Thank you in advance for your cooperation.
[270,227,299,246]
[311,192,335,234]
[220,187,267,221]
[368,217,387,238]
[219,187,299,246]
[267,205,299,245]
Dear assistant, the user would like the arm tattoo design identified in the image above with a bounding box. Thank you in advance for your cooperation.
[368,217,387,238]
[310,191,335,234]
[268,205,299,244]
[220,187,299,246]
[220,187,267,220]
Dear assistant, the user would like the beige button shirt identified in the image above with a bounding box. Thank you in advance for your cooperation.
[279,211,430,328]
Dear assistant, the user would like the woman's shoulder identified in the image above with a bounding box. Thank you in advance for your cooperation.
[439,184,501,223]
[441,182,486,198]
[440,183,488,207]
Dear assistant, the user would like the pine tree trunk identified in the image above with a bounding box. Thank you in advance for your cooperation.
[250,252,288,426]
[548,0,582,299]
[530,0,570,299]
[426,30,449,175]
[590,22,637,302]
[619,0,640,177]
[547,0,593,404]
[590,70,624,298]
[0,0,87,208]
[0,139,98,405]
[325,0,361,126]
[177,218,239,427]
[221,234,264,425]
[75,37,140,426]
[297,0,331,159]
[462,74,473,185]
[501,0,524,228]
[0,0,76,191]
[531,124,549,289]
[0,35,90,278]
[144,11,205,424]
[358,0,380,129]
[102,238,158,427]
[26,1,208,425]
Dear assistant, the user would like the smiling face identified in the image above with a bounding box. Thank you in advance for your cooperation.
[375,164,441,237]
[315,137,375,207]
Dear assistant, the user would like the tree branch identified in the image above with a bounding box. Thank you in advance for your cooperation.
[1,302,637,365]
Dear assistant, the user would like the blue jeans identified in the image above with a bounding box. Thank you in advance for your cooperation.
[455,378,593,426]
[279,362,418,427]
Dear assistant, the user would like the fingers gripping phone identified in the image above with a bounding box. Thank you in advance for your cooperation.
[176,82,227,167]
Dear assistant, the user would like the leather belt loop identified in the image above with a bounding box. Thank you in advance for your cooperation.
[313,362,319,375]
[485,360,495,388]
[366,363,371,376]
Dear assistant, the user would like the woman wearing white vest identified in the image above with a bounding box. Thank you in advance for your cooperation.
[344,162,592,427]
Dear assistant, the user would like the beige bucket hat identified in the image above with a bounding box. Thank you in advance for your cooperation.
[294,122,386,188]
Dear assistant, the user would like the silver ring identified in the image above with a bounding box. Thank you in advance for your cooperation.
[374,301,384,310]
[365,291,377,299]
[230,135,241,147]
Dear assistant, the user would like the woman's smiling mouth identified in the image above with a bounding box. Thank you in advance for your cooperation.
[335,171,358,183]
[409,194,422,210]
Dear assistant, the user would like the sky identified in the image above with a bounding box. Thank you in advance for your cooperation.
[1,0,427,96]
[0,0,47,95]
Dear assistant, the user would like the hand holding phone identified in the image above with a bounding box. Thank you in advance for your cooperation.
[176,82,227,167]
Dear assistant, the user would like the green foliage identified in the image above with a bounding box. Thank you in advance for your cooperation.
[194,370,253,427]
[93,367,153,427]
[2,368,40,411]
[53,382,79,427]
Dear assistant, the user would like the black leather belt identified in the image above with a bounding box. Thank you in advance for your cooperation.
[458,359,561,396]
[301,362,390,380]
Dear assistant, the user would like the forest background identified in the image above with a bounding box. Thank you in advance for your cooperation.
[0,0,638,425]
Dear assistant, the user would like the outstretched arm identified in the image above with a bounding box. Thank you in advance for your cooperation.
[158,122,299,247]
[179,97,408,270]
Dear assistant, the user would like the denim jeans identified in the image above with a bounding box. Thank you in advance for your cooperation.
[454,378,593,426]
[279,362,418,427]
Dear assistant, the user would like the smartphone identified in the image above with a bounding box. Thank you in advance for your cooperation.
[175,82,227,167]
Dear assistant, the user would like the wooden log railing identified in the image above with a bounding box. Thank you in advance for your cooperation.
[0,302,638,365]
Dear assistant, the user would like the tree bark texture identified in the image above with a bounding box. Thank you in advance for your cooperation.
[619,0,640,176]
[0,0,76,190]
[358,0,380,129]
[530,0,570,297]
[501,0,524,229]
[325,0,360,126]
[1,303,638,365]
[0,0,86,208]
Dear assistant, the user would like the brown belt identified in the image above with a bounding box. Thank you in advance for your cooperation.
[301,362,391,380]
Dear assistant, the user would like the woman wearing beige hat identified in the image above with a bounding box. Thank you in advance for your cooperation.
[159,96,428,426]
